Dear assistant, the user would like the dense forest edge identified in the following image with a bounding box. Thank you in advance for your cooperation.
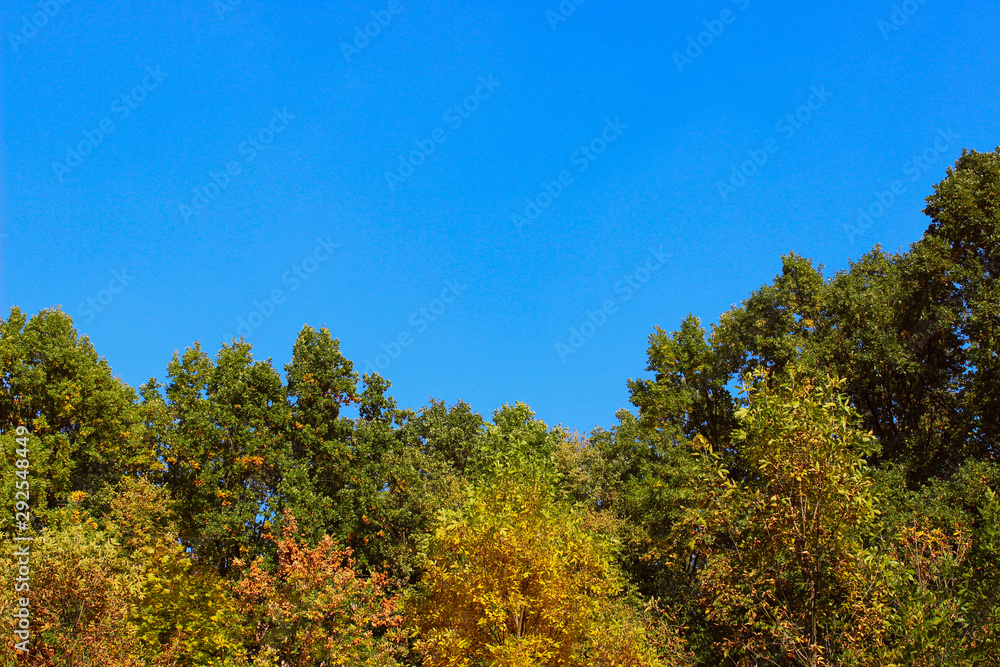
[1,147,998,666]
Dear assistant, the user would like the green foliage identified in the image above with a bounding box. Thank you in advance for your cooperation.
[278,326,361,548]
[923,147,1000,462]
[629,149,1000,488]
[0,307,148,531]
[300,369,411,575]
[370,397,481,581]
[628,314,738,448]
[402,397,485,474]
[466,402,567,487]
[151,339,289,575]
[578,409,709,632]
[715,252,829,375]
[818,241,966,481]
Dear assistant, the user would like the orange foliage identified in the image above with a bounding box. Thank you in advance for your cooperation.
[232,511,406,667]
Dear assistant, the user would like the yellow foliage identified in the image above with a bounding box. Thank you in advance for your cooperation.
[406,481,675,666]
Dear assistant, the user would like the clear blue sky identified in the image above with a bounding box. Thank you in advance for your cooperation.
[2,0,998,435]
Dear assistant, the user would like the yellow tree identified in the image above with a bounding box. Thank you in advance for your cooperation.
[0,501,144,666]
[0,478,245,666]
[405,479,687,666]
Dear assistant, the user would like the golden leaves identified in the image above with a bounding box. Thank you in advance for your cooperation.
[405,481,658,666]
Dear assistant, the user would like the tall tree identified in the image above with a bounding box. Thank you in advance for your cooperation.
[684,369,887,666]
[278,325,360,547]
[0,306,147,531]
[150,340,288,575]
[629,314,739,449]
[922,147,1000,462]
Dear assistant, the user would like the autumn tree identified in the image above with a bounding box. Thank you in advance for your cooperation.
[405,479,686,666]
[0,476,244,666]
[113,478,244,666]
[0,497,144,666]
[232,511,406,667]
[867,461,1000,665]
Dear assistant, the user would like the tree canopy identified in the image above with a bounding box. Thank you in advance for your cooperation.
[2,147,998,666]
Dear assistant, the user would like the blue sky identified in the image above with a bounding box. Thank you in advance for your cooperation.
[2,0,998,435]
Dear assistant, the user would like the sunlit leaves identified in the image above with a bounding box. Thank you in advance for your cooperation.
[231,511,405,667]
[405,480,676,666]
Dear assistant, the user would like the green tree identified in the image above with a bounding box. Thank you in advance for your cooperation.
[684,369,887,666]
[402,397,485,475]
[922,147,1000,463]
[150,339,289,575]
[629,314,739,451]
[466,402,568,486]
[818,242,965,482]
[585,414,718,658]
[278,325,360,547]
[0,307,148,531]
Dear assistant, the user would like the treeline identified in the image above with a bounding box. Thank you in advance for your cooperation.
[1,148,998,666]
